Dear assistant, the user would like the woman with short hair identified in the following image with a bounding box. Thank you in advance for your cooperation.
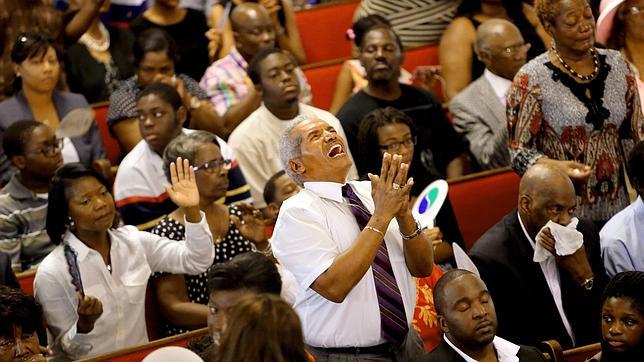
[508,0,643,226]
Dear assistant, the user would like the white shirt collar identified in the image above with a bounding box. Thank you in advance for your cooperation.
[517,211,537,249]
[444,335,520,362]
[303,181,345,203]
[484,69,513,106]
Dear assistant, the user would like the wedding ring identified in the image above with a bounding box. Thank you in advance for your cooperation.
[392,183,400,190]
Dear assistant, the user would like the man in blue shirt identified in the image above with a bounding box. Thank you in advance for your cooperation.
[600,141,644,277]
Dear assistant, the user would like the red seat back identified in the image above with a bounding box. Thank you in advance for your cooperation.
[448,168,520,251]
[302,60,345,111]
[92,103,121,165]
[16,270,36,296]
[295,1,359,64]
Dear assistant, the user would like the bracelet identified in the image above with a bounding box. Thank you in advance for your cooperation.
[365,226,385,238]
[401,221,422,240]
[251,240,273,256]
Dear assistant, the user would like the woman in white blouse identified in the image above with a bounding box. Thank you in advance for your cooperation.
[33,159,214,360]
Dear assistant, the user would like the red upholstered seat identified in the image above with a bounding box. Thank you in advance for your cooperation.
[16,270,36,296]
[92,103,122,165]
[448,168,521,251]
[302,60,345,111]
[295,1,359,64]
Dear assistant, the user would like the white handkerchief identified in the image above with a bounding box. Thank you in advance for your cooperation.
[533,217,583,262]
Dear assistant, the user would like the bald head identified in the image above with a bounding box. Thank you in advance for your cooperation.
[434,269,476,316]
[230,3,270,31]
[230,3,275,61]
[519,164,577,238]
[475,19,528,80]
[519,163,574,198]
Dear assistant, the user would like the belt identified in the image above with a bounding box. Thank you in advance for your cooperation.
[312,343,393,356]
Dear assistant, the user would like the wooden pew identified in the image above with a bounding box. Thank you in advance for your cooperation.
[295,0,360,64]
[540,340,602,362]
[447,167,521,251]
[16,269,36,296]
[77,327,209,362]
[92,101,122,166]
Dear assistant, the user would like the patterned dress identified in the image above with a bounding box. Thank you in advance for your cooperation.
[508,49,644,222]
[150,205,252,336]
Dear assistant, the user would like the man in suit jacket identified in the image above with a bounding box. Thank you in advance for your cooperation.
[470,164,608,349]
[449,19,529,170]
[418,269,546,362]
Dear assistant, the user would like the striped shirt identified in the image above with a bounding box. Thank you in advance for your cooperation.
[113,129,251,230]
[200,47,312,116]
[356,0,460,47]
[0,175,54,271]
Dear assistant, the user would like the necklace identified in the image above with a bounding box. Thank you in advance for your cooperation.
[79,22,110,52]
[552,45,600,81]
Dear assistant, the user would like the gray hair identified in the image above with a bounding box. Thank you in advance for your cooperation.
[279,115,309,185]
[474,19,518,58]
[163,130,219,182]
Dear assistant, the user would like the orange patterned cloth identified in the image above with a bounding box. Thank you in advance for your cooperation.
[412,265,444,352]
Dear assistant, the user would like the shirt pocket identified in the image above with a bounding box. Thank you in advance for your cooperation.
[120,264,151,305]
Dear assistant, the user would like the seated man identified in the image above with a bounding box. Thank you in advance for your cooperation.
[336,24,468,178]
[0,285,47,362]
[470,164,608,348]
[600,141,644,276]
[419,269,546,361]
[449,19,528,171]
[262,170,301,229]
[273,117,436,360]
[113,83,250,229]
[229,47,357,207]
[200,3,311,134]
[0,121,62,271]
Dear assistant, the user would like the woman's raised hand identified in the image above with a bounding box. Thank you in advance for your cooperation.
[369,153,414,222]
[165,157,200,210]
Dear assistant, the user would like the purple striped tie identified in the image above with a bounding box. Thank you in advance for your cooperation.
[342,184,409,347]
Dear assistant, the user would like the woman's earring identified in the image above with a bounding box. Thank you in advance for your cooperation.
[67,217,75,229]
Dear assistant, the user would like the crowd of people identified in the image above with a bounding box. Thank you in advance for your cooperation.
[0,0,643,361]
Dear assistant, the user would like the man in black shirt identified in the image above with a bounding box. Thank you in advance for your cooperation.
[336,25,468,178]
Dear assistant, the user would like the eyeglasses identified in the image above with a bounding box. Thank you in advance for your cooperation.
[378,136,417,152]
[27,138,64,157]
[500,42,531,55]
[620,5,643,16]
[192,158,232,173]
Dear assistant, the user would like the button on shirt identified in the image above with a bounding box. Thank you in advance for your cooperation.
[517,213,576,345]
[272,180,416,347]
[444,335,521,362]
[600,196,644,277]
[33,212,214,360]
[483,69,513,107]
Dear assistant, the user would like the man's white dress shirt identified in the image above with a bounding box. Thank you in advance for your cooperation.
[228,103,358,207]
[34,213,214,360]
[517,213,576,345]
[272,180,416,348]
[444,335,521,362]
[483,69,513,107]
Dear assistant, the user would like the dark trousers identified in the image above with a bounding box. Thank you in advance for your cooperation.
[308,329,424,362]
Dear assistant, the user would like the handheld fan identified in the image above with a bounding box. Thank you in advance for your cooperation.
[411,179,448,229]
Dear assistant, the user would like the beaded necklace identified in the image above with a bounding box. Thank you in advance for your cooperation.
[79,22,110,52]
[552,46,600,82]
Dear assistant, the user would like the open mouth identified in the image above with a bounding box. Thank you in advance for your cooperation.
[327,144,345,158]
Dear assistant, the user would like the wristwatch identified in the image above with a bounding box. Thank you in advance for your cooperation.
[581,277,594,291]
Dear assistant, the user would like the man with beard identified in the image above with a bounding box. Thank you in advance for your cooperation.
[336,25,468,179]
[228,47,357,207]
[418,269,546,361]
